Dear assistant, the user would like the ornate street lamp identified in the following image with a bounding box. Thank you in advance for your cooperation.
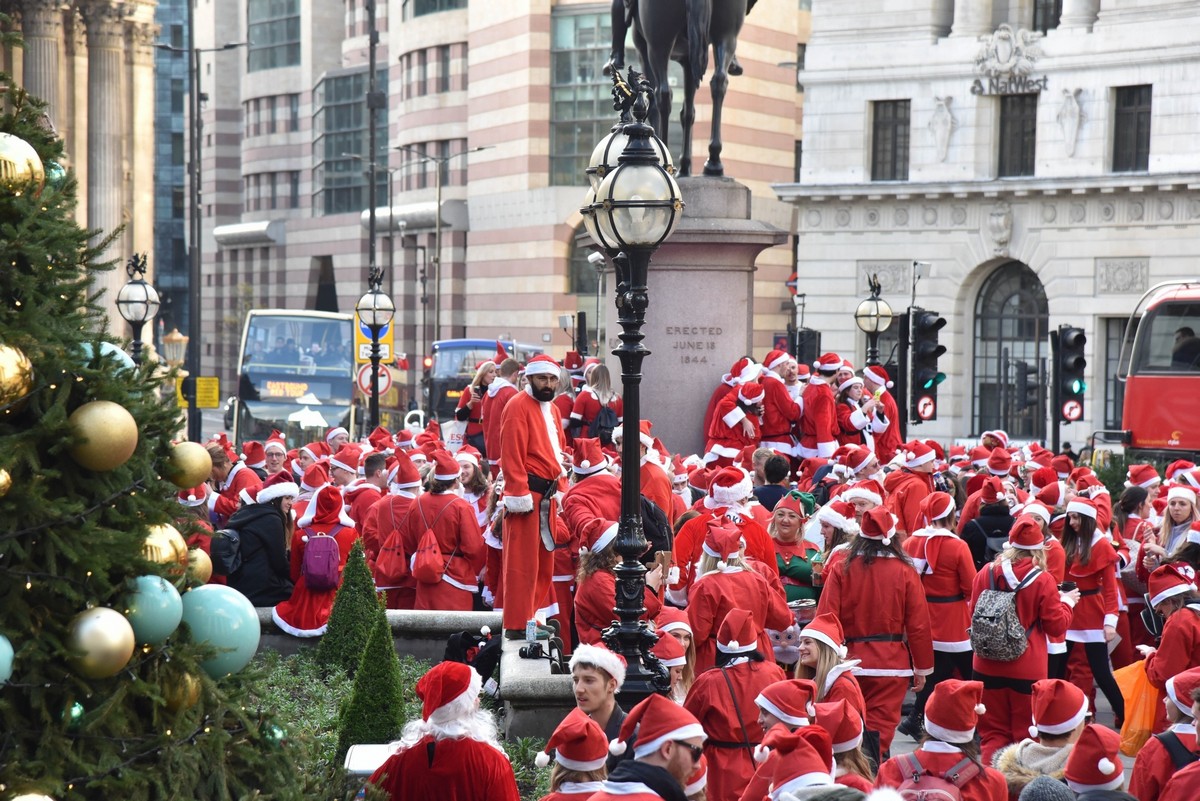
[162,328,189,369]
[854,273,894,367]
[116,253,160,365]
[356,285,395,432]
[580,69,684,703]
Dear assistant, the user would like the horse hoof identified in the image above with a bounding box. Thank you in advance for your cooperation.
[703,162,724,177]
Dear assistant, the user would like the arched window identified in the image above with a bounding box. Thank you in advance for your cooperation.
[973,261,1049,440]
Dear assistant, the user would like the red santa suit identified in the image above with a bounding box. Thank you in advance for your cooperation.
[1145,604,1200,733]
[368,735,519,801]
[759,371,801,456]
[454,383,486,442]
[815,538,934,755]
[398,490,486,612]
[641,457,676,526]
[1158,756,1200,801]
[798,375,838,459]
[870,389,902,462]
[344,480,381,531]
[537,783,606,801]
[884,468,935,540]
[569,387,622,433]
[271,485,358,637]
[574,566,661,646]
[562,472,623,543]
[822,664,868,724]
[705,394,761,467]
[1131,722,1198,801]
[668,509,779,605]
[684,659,786,801]
[876,741,1008,801]
[366,490,419,609]
[905,527,974,654]
[835,398,875,448]
[553,392,574,440]
[688,567,791,674]
[1065,533,1120,644]
[482,375,518,475]
[499,379,566,632]
[210,461,263,526]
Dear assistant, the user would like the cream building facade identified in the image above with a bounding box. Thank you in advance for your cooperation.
[777,0,1200,446]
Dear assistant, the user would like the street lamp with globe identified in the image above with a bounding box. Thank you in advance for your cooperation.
[116,253,160,365]
[355,285,395,432]
[854,274,893,367]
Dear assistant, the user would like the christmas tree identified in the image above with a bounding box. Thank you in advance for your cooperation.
[0,62,309,798]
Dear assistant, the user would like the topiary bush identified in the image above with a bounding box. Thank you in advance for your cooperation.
[335,609,407,761]
[317,539,385,675]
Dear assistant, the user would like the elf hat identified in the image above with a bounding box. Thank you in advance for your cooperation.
[801,613,848,659]
[1164,666,1200,718]
[858,507,898,546]
[652,632,688,668]
[1030,679,1088,738]
[1148,562,1198,609]
[569,643,627,689]
[924,679,987,745]
[416,661,477,721]
[1064,724,1124,793]
[755,678,818,727]
[256,470,300,504]
[1008,515,1046,550]
[815,699,864,754]
[609,693,705,759]
[534,707,610,770]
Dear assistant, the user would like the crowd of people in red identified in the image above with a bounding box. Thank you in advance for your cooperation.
[176,346,1200,801]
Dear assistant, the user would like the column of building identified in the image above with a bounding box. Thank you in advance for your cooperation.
[1059,0,1100,30]
[17,0,63,123]
[949,0,993,37]
[128,15,158,348]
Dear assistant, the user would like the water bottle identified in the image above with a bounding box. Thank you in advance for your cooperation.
[525,618,538,643]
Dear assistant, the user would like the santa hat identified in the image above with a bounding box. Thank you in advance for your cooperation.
[980,476,1004,505]
[368,426,395,455]
[238,486,256,506]
[240,441,266,469]
[671,455,689,484]
[986,447,1012,476]
[947,445,967,464]
[394,428,416,450]
[1165,666,1200,718]
[211,433,237,463]
[431,450,461,482]
[814,500,860,536]
[902,440,935,469]
[609,693,705,759]
[1168,485,1198,506]
[300,440,331,463]
[1165,460,1196,481]
[1068,466,1095,486]
[1025,468,1056,493]
[737,359,763,384]
[389,449,422,489]
[1022,501,1052,525]
[1066,497,1097,520]
[983,429,1010,449]
[455,445,482,468]
[524,354,560,376]
[1189,521,1200,547]
[563,351,584,372]
[264,429,288,455]
[534,707,608,770]
[918,492,955,526]
[1008,516,1046,550]
[256,470,300,504]
[652,632,688,668]
[765,349,791,372]
[611,419,655,450]
[924,679,987,744]
[738,381,765,405]
[841,479,883,508]
[581,517,619,554]
[1036,482,1067,509]
[1182,469,1200,490]
[1026,449,1053,470]
[296,484,354,529]
[1050,454,1074,479]
[684,756,708,797]
[1064,724,1125,793]
[709,466,753,507]
[1125,463,1160,488]
[325,426,349,445]
[703,520,745,566]
[762,725,835,795]
[802,613,848,659]
[813,352,842,373]
[969,445,991,468]
[858,507,897,546]
[862,365,893,389]
[716,608,758,655]
[415,660,477,721]
[1148,562,1198,608]
[569,643,627,688]
[329,443,363,474]
[815,699,864,754]
[493,340,509,364]
[582,356,601,379]
[688,467,713,495]
[300,462,331,493]
[841,445,874,475]
[775,491,815,519]
[755,678,818,727]
[837,375,864,394]
[176,483,210,507]
[656,606,693,638]
[796,364,810,381]
[1030,679,1088,738]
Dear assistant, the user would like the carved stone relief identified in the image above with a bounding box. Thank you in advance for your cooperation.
[1095,259,1148,295]
[987,202,1013,257]
[858,262,909,296]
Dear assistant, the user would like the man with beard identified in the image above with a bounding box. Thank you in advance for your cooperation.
[499,354,567,639]
[366,661,518,801]
[594,694,707,801]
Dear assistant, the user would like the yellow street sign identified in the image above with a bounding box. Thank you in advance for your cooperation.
[175,376,222,409]
[354,313,394,365]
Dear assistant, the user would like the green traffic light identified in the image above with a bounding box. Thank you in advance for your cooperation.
[920,372,947,390]
[1070,378,1086,394]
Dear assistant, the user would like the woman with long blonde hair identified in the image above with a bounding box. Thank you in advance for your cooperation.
[568,364,623,444]
[794,612,865,722]
[455,359,496,457]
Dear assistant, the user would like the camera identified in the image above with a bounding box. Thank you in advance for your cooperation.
[518,643,545,659]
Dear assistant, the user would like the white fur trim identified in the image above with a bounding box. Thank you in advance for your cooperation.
[504,494,534,514]
[755,693,810,727]
[455,451,479,467]
[717,638,756,655]
[711,470,754,506]
[658,618,693,636]
[722,406,747,428]
[1150,581,1195,609]
[831,731,864,754]
[1168,485,1198,504]
[1037,696,1090,735]
[433,467,461,482]
[1068,775,1125,794]
[631,722,707,760]
[593,522,619,553]
[1167,676,1197,717]
[256,481,300,504]
[864,789,905,801]
[1066,500,1097,519]
[772,773,836,798]
[570,643,627,689]
[925,719,975,744]
[840,486,882,507]
[802,626,847,659]
[906,449,935,468]
[524,359,558,377]
[555,752,607,772]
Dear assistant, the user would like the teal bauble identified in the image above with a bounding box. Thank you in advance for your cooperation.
[65,701,85,729]
[0,633,13,683]
[180,585,260,678]
[44,160,67,190]
[78,341,136,372]
[123,575,183,645]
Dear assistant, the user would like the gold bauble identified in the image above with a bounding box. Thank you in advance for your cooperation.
[66,607,135,679]
[0,343,35,414]
[164,440,213,489]
[68,400,139,471]
[187,547,213,584]
[143,523,188,574]
[0,132,46,195]
[163,670,201,712]
[0,468,10,497]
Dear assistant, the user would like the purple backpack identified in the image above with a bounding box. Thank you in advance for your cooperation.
[301,525,344,591]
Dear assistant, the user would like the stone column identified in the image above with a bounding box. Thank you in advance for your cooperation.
[128,19,158,328]
[950,0,994,37]
[18,0,63,123]
[81,1,130,326]
[1059,0,1100,30]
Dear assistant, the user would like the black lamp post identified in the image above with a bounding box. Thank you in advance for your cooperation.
[356,283,395,432]
[116,253,161,364]
[581,69,684,703]
[854,273,894,367]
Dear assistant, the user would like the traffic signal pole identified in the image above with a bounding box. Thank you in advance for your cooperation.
[1049,329,1061,454]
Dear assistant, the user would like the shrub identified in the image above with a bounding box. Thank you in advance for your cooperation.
[317,539,385,675]
[335,611,407,761]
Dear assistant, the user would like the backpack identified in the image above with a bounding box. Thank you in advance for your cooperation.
[410,500,454,585]
[1155,731,1200,770]
[300,524,345,591]
[589,404,620,445]
[640,494,673,561]
[895,753,983,801]
[970,566,1042,661]
[210,528,242,576]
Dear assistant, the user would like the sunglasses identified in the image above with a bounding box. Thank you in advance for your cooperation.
[674,740,704,762]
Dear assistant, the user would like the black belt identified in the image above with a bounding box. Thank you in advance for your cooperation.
[707,740,754,751]
[526,473,556,497]
[846,634,904,643]
[927,594,966,603]
[1080,588,1101,597]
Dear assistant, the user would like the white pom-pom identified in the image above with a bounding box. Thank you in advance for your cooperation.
[301,535,310,543]
[480,625,491,637]
[717,560,728,570]
[535,751,551,768]
[883,535,893,546]
[975,703,987,715]
[905,452,916,462]
[609,739,627,756]
[188,493,197,501]
[727,640,741,651]
[1098,757,1117,775]
[581,459,591,469]
[807,702,816,717]
[754,743,771,764]
[886,380,894,389]
[1029,726,1039,739]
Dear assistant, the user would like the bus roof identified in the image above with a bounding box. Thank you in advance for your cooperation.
[247,309,353,321]
[431,338,542,349]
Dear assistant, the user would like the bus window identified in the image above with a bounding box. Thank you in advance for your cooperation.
[1131,301,1200,373]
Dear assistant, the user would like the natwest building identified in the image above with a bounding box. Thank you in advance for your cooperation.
[776,1,1200,446]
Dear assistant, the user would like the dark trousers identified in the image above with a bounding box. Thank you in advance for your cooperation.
[1058,640,1125,721]
[911,649,974,718]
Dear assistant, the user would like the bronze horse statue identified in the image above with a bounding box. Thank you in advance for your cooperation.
[631,0,748,177]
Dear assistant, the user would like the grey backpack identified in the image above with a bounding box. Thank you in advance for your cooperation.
[970,566,1041,661]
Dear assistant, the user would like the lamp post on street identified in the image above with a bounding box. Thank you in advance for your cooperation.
[854,273,894,367]
[355,286,395,431]
[116,253,161,364]
[580,69,684,704]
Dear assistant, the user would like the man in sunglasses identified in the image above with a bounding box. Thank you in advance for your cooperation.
[594,694,707,801]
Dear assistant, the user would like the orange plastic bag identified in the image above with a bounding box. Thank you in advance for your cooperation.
[1114,659,1161,756]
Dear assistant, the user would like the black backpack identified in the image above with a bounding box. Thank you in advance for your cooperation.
[640,495,673,561]
[1155,731,1200,769]
[210,528,243,576]
[589,405,620,445]
[444,629,502,687]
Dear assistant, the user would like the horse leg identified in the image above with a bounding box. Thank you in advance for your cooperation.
[704,39,730,177]
[648,53,678,174]
[679,61,696,179]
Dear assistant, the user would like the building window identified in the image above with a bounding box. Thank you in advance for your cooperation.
[1033,0,1062,33]
[171,79,185,114]
[313,69,388,215]
[568,229,602,296]
[171,132,185,165]
[870,100,910,181]
[1113,84,1152,173]
[248,0,301,72]
[794,140,803,182]
[998,94,1038,177]
[289,171,300,208]
[417,49,427,96]
[288,94,300,132]
[439,45,451,93]
[402,0,466,20]
[266,96,277,134]
[269,173,278,209]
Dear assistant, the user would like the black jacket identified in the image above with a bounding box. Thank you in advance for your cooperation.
[225,503,293,606]
[965,503,1016,570]
[604,760,686,801]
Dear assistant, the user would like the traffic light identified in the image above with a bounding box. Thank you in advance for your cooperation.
[1058,325,1087,422]
[909,308,947,421]
[1014,360,1039,411]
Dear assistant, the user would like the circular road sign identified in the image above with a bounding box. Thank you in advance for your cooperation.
[1061,400,1082,422]
[357,363,393,397]
[917,395,936,420]
[785,272,799,296]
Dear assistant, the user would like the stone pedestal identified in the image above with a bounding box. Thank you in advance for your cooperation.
[601,177,787,457]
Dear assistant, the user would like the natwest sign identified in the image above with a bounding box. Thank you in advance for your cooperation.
[971,74,1049,96]
[970,24,1048,95]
